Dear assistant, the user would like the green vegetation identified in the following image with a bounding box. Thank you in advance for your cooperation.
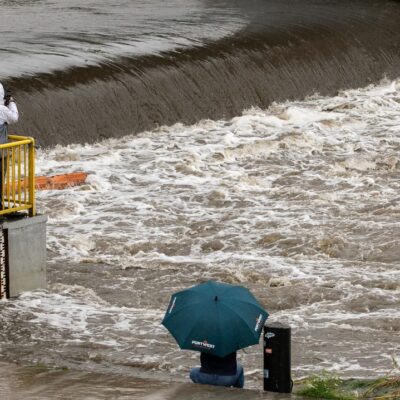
[296,374,354,400]
[295,374,400,400]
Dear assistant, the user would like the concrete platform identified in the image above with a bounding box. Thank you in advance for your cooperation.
[1,214,47,298]
[0,362,302,400]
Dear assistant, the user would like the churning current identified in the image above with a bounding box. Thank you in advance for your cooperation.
[1,78,399,388]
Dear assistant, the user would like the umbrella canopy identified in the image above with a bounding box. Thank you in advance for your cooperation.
[162,280,269,357]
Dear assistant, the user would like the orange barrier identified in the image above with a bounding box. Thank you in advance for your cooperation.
[20,172,88,191]
[35,172,88,190]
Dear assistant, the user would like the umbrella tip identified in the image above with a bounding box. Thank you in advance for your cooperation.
[214,295,218,301]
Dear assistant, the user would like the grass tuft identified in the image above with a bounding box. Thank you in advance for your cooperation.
[296,374,355,400]
[361,376,400,399]
[295,374,400,400]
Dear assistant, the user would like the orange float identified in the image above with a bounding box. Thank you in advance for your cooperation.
[20,172,89,190]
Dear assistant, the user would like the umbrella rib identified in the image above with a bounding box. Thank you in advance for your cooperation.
[224,298,268,323]
[223,297,265,310]
[220,302,260,340]
[163,301,204,322]
[218,302,244,354]
[216,296,222,355]
[179,312,204,350]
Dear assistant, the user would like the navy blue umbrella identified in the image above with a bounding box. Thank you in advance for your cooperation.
[162,280,269,357]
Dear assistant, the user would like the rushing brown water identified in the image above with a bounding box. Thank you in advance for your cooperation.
[2,79,400,395]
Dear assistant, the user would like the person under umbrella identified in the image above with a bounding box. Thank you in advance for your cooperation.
[162,280,268,389]
[190,350,244,388]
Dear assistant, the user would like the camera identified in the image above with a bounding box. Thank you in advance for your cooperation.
[4,90,12,107]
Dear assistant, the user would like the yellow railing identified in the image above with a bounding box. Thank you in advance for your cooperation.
[0,135,35,217]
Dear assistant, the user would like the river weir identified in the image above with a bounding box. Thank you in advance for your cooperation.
[0,0,400,397]
[2,0,400,147]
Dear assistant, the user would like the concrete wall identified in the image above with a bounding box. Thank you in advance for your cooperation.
[1,214,47,297]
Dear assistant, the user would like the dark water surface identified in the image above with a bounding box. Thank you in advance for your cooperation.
[0,0,244,79]
[1,0,399,146]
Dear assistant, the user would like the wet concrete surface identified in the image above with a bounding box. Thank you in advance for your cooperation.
[0,362,301,400]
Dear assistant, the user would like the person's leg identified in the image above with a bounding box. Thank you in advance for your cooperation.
[0,149,8,210]
[191,369,229,386]
[214,374,237,387]
[190,368,217,385]
[190,367,202,383]
[190,366,244,389]
[233,363,245,388]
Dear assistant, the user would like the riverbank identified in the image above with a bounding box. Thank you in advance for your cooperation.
[296,374,400,399]
[1,362,399,399]
[0,362,299,400]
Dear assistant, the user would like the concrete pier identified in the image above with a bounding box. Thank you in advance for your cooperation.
[0,214,47,298]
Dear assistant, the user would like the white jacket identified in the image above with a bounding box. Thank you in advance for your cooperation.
[0,83,19,125]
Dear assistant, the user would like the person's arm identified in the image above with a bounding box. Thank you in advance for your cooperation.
[4,101,19,124]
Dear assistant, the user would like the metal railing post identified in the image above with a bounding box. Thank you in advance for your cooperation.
[0,135,36,217]
[29,139,36,217]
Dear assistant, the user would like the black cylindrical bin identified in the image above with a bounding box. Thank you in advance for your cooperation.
[263,322,292,393]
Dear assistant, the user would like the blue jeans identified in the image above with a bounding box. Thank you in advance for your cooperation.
[190,363,244,388]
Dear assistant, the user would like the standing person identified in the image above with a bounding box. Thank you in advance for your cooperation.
[190,351,245,388]
[0,83,19,208]
[0,83,18,141]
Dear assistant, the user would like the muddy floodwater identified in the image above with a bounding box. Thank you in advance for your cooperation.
[1,79,400,396]
[1,0,400,397]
